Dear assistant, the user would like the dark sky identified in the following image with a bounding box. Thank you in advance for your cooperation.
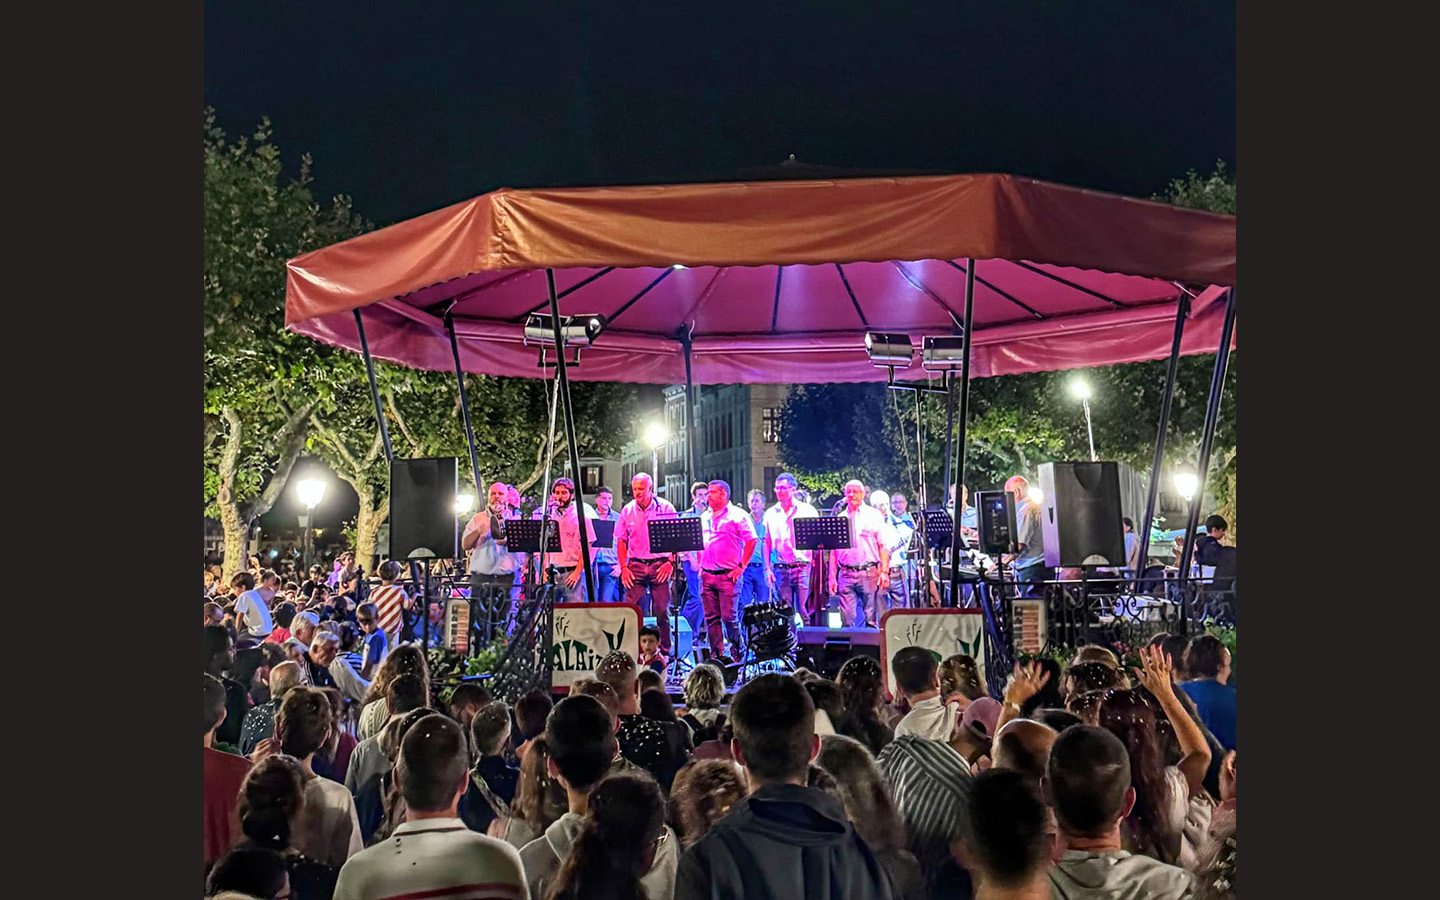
[212,1,1233,536]
[204,1,1234,228]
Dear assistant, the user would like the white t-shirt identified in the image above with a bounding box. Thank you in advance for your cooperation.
[233,590,273,638]
[335,817,530,900]
[298,775,363,870]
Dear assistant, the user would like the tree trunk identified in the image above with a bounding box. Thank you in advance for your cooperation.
[215,402,316,582]
[353,486,390,573]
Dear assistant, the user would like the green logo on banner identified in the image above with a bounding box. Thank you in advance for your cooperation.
[552,638,607,672]
[603,619,627,651]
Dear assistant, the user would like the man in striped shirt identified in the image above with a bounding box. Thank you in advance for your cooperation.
[334,714,530,900]
[877,724,976,885]
[368,560,410,647]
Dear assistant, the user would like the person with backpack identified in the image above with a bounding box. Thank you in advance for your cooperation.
[459,700,521,835]
[679,663,726,745]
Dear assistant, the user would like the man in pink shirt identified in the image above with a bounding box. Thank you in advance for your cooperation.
[615,472,682,654]
[546,477,597,603]
[699,480,758,663]
[828,480,896,628]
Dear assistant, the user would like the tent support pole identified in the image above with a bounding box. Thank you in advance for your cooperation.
[445,314,484,501]
[947,260,976,608]
[682,328,697,494]
[1177,289,1237,606]
[1138,295,1191,579]
[354,310,393,463]
[942,370,956,505]
[547,270,596,604]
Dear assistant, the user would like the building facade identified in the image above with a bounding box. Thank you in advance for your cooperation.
[617,384,789,504]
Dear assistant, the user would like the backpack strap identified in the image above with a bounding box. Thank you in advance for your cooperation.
[471,767,512,820]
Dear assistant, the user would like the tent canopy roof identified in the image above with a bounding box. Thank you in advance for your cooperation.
[285,173,1235,384]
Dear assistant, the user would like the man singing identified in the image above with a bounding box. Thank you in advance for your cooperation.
[678,481,709,638]
[873,490,913,613]
[462,481,520,643]
[828,480,897,628]
[698,480,757,663]
[591,486,622,603]
[736,489,772,627]
[763,472,820,623]
[545,477,597,604]
[615,472,681,653]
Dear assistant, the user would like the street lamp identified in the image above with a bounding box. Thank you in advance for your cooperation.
[454,493,475,516]
[1173,471,1198,504]
[1068,377,1097,461]
[644,422,668,489]
[295,478,327,570]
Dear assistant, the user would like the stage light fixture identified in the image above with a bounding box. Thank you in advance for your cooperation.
[865,332,914,368]
[1027,486,1045,505]
[827,609,844,629]
[1173,471,1198,502]
[454,493,475,515]
[523,313,607,348]
[921,335,967,371]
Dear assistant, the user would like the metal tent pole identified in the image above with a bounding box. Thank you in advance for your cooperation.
[445,313,484,501]
[546,270,596,604]
[1177,289,1238,595]
[682,327,697,490]
[1138,294,1192,577]
[942,371,956,505]
[947,260,976,608]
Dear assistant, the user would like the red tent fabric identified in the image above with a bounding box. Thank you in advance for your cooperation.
[285,173,1235,383]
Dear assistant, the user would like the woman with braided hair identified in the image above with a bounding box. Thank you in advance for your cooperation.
[231,754,338,900]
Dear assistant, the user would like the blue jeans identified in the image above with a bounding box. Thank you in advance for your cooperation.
[773,564,812,620]
[737,563,770,617]
[595,567,621,604]
[1015,563,1050,598]
[837,566,883,627]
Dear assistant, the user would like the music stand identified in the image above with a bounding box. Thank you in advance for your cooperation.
[794,517,852,626]
[647,518,706,672]
[922,509,958,547]
[591,519,616,550]
[507,519,561,553]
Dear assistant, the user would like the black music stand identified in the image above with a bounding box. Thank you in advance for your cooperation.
[508,520,562,587]
[647,517,706,672]
[591,519,616,550]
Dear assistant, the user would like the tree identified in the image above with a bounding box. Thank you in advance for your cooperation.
[204,111,370,579]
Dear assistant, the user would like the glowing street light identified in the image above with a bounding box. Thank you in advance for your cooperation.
[454,493,475,516]
[1173,471,1199,503]
[643,422,668,487]
[1068,377,1097,461]
[295,478,328,570]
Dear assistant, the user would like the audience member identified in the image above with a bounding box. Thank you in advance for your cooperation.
[233,754,339,900]
[1018,657,1065,717]
[878,695,976,885]
[345,673,430,843]
[353,603,387,680]
[1177,635,1236,752]
[670,761,746,848]
[958,769,1053,900]
[498,735,567,849]
[939,653,988,707]
[311,688,358,785]
[206,625,251,749]
[953,698,1002,769]
[267,601,297,645]
[269,687,363,869]
[447,682,494,759]
[801,676,843,736]
[240,661,302,756]
[1045,726,1194,899]
[679,663,726,744]
[547,772,672,900]
[514,687,555,763]
[1032,708,1083,733]
[835,656,894,754]
[355,645,429,742]
[205,673,254,872]
[520,696,679,900]
[638,666,666,695]
[1072,644,1122,670]
[675,673,892,900]
[572,678,622,721]
[990,719,1058,782]
[638,623,668,673]
[891,646,959,741]
[233,570,277,646]
[597,650,691,790]
[205,846,289,900]
[1067,691,1106,726]
[332,714,528,900]
[460,700,521,834]
[816,734,925,900]
[1066,662,1125,699]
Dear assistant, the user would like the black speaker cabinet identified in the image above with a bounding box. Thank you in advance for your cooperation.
[1037,462,1125,568]
[974,490,1017,556]
[390,457,459,560]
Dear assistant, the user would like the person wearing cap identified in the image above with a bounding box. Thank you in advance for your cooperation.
[951,697,1002,771]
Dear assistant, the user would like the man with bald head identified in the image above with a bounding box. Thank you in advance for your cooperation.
[463,481,521,643]
[1005,475,1049,597]
[991,718,1058,782]
[615,471,681,653]
[239,660,302,755]
[828,480,896,627]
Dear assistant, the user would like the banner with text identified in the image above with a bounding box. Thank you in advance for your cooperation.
[879,609,987,697]
[551,602,642,691]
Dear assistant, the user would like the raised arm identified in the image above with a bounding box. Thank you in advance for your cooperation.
[1132,645,1212,798]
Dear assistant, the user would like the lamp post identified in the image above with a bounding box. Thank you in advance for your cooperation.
[644,422,667,489]
[295,478,327,571]
[1069,377,1097,461]
[1173,471,1198,505]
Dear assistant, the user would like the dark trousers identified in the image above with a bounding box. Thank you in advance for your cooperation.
[701,570,742,659]
[625,558,674,654]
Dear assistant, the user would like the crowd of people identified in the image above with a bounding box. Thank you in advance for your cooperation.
[205,597,1237,900]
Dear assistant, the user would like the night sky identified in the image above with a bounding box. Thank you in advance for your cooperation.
[210,1,1234,536]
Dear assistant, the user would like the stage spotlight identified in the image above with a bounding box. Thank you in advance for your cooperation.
[672,264,686,270]
[1027,486,1045,505]
[865,332,914,368]
[1068,377,1092,400]
[454,493,475,515]
[921,335,967,371]
[523,313,607,347]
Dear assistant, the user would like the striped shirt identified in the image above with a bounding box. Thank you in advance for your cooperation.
[333,817,530,900]
[369,584,409,641]
[876,735,975,876]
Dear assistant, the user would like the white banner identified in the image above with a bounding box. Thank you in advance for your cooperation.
[878,609,987,697]
[550,602,642,690]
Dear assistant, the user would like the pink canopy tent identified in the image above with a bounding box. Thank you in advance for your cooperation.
[283,172,1236,608]
[284,173,1235,384]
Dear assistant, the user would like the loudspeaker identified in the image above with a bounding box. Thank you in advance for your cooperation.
[390,458,459,560]
[1037,462,1126,568]
[794,634,881,680]
[974,490,1017,556]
